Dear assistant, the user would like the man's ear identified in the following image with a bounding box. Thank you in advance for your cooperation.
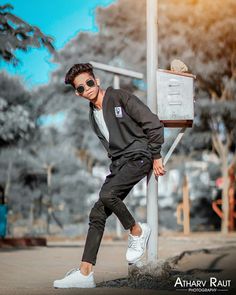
[75,90,80,96]
[96,78,100,87]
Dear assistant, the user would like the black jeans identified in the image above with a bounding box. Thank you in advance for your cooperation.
[81,153,152,265]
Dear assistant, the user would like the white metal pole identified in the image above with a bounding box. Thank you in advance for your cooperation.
[163,128,186,166]
[113,74,120,89]
[146,0,158,263]
[113,74,122,238]
[90,61,143,79]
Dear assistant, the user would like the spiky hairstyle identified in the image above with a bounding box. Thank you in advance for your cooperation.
[64,63,95,87]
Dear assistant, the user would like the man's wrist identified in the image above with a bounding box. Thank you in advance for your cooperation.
[153,154,162,160]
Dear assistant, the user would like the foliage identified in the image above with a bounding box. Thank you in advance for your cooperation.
[0,3,55,65]
[53,0,236,101]
[0,72,35,146]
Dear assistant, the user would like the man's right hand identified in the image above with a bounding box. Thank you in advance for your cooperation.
[153,158,166,177]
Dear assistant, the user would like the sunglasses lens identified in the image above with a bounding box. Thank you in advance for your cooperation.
[77,86,84,94]
[76,80,95,94]
[87,79,95,87]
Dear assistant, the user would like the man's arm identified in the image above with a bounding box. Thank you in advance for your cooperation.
[119,89,165,176]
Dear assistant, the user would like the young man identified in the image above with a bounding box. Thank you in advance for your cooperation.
[53,63,165,288]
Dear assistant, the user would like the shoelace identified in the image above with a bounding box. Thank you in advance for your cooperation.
[128,235,142,250]
[65,268,79,277]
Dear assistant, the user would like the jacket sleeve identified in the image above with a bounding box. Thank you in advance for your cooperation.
[119,89,164,159]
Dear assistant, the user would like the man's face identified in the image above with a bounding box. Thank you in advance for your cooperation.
[73,72,99,101]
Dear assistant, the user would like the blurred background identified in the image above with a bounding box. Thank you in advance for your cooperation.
[0,0,236,240]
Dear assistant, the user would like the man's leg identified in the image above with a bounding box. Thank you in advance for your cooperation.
[53,155,152,288]
[80,154,152,273]
[53,199,110,288]
[80,179,135,272]
[81,199,112,271]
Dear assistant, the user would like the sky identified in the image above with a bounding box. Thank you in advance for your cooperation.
[0,0,115,88]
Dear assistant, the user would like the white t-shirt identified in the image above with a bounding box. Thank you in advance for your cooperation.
[93,107,109,141]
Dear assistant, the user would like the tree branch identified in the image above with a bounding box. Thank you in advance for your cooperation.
[212,133,223,158]
[226,131,233,149]
[230,44,236,78]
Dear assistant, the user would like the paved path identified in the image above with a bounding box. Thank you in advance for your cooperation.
[0,232,236,295]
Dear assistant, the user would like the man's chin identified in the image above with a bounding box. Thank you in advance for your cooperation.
[88,95,97,102]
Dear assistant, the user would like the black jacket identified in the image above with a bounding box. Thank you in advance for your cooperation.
[89,87,164,160]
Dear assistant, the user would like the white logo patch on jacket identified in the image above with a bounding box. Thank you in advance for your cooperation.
[114,106,123,118]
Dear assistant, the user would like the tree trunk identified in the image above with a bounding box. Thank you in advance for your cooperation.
[212,132,231,234]
[221,153,229,234]
[45,164,53,235]
[4,159,12,198]
[28,198,34,234]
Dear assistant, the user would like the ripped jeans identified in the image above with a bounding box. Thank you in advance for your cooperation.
[81,153,152,265]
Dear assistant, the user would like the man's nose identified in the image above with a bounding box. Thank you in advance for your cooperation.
[84,84,91,92]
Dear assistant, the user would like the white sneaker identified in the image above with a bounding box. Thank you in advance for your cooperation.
[126,223,151,264]
[53,268,96,288]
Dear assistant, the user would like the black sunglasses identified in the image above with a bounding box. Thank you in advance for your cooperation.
[76,79,95,94]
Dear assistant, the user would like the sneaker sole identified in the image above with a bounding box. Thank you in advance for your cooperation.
[127,225,151,264]
[53,282,96,288]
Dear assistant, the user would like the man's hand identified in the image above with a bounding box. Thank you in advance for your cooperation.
[153,158,166,177]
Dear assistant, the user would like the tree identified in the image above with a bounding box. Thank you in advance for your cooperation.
[184,99,236,233]
[0,1,56,146]
[0,0,56,189]
[0,3,55,65]
[17,127,98,234]
[52,0,236,100]
[0,72,35,147]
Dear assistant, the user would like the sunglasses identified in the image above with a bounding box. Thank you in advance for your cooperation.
[76,79,95,94]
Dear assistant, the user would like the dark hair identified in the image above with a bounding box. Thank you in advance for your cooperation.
[65,63,95,87]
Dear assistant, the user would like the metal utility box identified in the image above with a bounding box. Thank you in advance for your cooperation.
[157,69,196,127]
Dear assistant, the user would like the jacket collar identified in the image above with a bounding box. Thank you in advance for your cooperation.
[89,87,112,152]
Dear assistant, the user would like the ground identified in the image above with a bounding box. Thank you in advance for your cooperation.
[0,232,235,295]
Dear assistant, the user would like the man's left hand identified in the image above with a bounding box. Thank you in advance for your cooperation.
[153,158,166,177]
